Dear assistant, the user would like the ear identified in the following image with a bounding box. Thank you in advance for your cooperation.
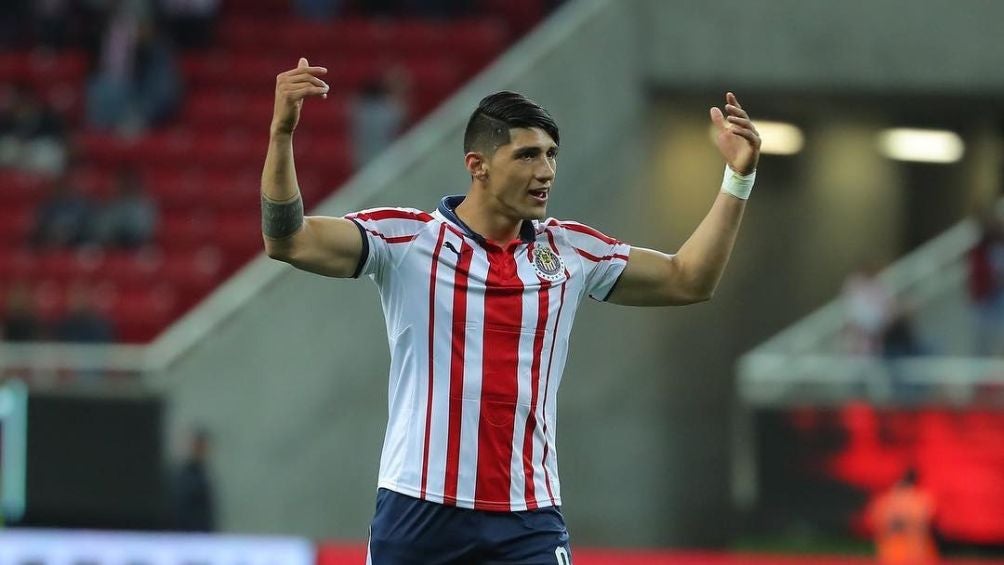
[464,151,488,180]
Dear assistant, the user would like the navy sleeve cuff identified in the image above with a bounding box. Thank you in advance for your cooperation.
[347,218,369,279]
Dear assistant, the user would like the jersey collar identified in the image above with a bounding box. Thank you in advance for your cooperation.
[438,195,536,246]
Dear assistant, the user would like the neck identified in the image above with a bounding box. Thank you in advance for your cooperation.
[455,186,522,245]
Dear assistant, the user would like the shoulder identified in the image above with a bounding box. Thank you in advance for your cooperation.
[346,206,435,224]
[346,206,438,238]
[540,217,624,251]
[539,218,629,268]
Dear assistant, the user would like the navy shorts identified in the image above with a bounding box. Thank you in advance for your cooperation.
[367,488,573,565]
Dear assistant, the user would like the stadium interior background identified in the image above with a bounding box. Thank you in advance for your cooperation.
[1,0,1003,563]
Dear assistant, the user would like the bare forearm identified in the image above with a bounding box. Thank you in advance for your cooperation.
[261,132,306,251]
[261,132,300,203]
[674,191,746,298]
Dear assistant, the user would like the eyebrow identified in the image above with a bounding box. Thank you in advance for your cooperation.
[511,144,559,156]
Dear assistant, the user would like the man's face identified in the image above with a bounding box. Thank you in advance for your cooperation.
[481,127,558,221]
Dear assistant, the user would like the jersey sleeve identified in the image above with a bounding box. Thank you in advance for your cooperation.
[344,207,433,279]
[553,220,632,301]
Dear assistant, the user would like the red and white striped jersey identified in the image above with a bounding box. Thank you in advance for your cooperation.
[345,195,630,512]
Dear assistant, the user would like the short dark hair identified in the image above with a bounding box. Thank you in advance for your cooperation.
[463,91,559,155]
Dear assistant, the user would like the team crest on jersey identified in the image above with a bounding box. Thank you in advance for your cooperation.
[533,246,565,281]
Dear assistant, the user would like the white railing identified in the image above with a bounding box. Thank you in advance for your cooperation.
[737,200,1004,408]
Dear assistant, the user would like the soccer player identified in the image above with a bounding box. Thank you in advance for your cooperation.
[261,58,761,565]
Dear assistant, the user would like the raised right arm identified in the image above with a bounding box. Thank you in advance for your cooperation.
[261,57,363,278]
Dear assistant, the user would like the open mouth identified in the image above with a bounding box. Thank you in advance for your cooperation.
[528,189,548,202]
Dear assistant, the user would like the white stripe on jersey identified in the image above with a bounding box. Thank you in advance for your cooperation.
[454,244,488,506]
[507,248,540,510]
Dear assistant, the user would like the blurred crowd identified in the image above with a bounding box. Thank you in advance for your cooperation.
[3,0,537,347]
[2,0,195,137]
[968,209,1004,356]
[841,205,1004,364]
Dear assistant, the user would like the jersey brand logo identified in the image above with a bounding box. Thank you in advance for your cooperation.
[443,241,461,257]
[533,246,564,281]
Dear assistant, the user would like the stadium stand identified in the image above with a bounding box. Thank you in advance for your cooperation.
[0,0,543,344]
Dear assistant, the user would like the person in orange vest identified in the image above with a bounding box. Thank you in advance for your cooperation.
[869,468,939,565]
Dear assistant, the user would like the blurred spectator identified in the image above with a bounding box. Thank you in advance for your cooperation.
[32,175,98,248]
[294,0,343,21]
[968,209,1004,356]
[0,0,30,47]
[171,427,216,532]
[882,310,928,358]
[95,167,159,248]
[404,0,470,17]
[350,69,409,168]
[843,262,896,355]
[86,3,182,135]
[1,282,42,342]
[356,0,401,15]
[868,468,938,565]
[0,84,69,175]
[357,0,470,17]
[483,0,547,35]
[53,283,115,343]
[32,0,73,48]
[160,0,219,48]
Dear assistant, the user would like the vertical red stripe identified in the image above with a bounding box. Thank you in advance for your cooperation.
[521,275,551,510]
[442,239,472,506]
[419,224,448,499]
[474,247,524,510]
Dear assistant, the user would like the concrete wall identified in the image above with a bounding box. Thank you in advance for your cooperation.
[642,0,1004,93]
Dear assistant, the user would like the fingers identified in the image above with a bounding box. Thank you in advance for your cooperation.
[710,106,726,128]
[279,65,328,78]
[726,115,753,129]
[284,85,330,101]
[286,74,328,89]
[721,91,758,142]
[276,58,330,100]
[728,126,759,144]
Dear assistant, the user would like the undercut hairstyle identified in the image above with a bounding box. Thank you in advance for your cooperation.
[463,91,559,155]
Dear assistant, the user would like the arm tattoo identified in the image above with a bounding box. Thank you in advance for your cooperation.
[261,194,304,239]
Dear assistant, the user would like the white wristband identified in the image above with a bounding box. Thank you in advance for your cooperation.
[721,165,755,200]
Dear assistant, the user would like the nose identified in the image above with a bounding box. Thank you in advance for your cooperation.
[536,158,555,183]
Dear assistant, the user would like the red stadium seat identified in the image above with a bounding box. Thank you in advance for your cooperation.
[0,208,34,244]
[158,212,215,251]
[215,213,261,257]
[0,171,49,205]
[110,285,178,343]
[217,17,270,48]
[67,167,115,198]
[0,248,39,280]
[34,250,93,282]
[162,246,223,293]
[100,250,165,289]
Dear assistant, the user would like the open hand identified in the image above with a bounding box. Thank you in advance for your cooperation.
[710,92,760,175]
[271,57,329,137]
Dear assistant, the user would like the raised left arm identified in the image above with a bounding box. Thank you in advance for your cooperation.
[606,92,760,307]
